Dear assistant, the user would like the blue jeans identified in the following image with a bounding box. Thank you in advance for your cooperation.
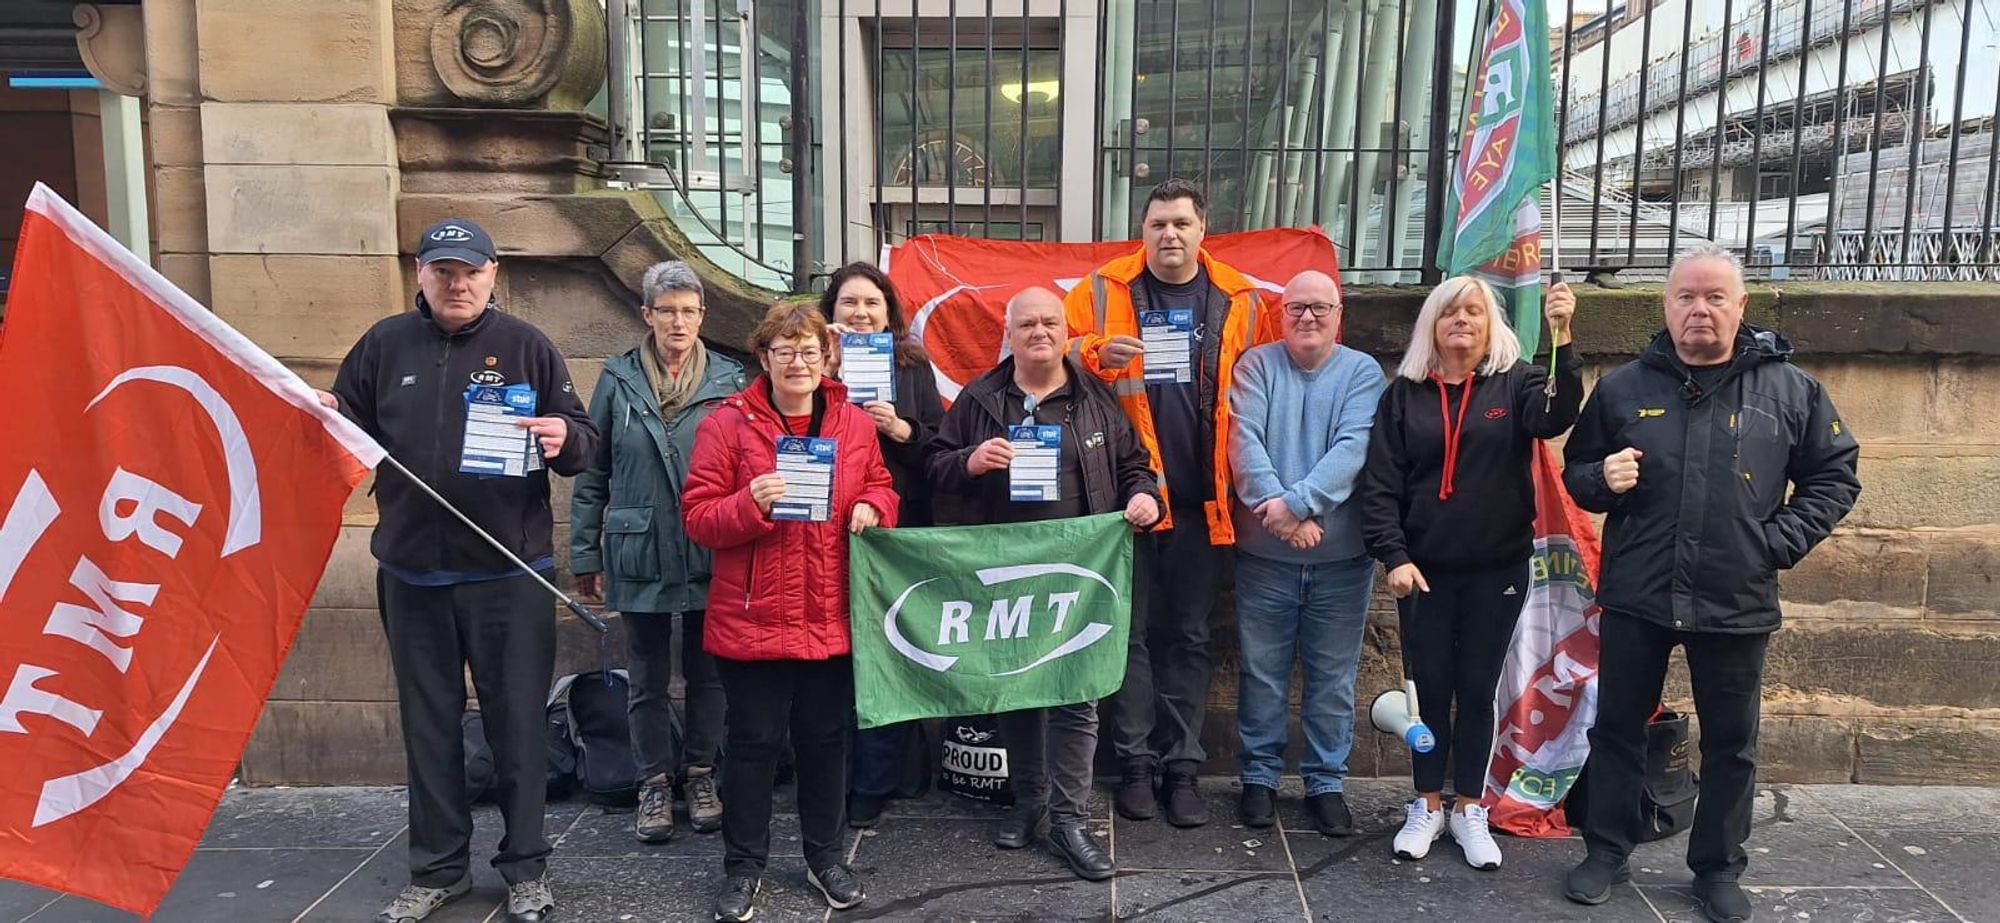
[1234,551,1374,796]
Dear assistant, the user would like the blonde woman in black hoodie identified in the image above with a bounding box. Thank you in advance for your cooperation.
[1358,275,1581,871]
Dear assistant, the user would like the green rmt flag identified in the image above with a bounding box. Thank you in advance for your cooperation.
[848,513,1133,728]
[1436,0,1557,359]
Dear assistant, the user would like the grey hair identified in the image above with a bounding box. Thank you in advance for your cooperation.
[1669,244,1745,281]
[1395,275,1523,382]
[640,260,703,308]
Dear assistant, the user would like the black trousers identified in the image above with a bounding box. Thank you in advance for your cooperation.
[999,702,1100,826]
[1106,512,1226,768]
[850,721,920,798]
[716,656,852,878]
[623,610,725,780]
[1584,610,1771,880]
[378,569,556,888]
[1398,560,1531,796]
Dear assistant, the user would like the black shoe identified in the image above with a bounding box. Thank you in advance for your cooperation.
[847,793,886,829]
[1237,784,1276,828]
[1562,855,1632,906]
[1306,792,1353,836]
[1115,757,1157,821]
[1694,876,1753,923]
[713,876,760,922]
[1160,765,1208,828]
[993,802,1049,849]
[1047,823,1116,882]
[808,864,866,911]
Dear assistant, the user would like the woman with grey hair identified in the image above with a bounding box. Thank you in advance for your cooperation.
[571,260,746,844]
[1357,275,1582,871]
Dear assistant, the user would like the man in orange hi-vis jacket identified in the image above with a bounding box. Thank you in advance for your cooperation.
[1064,178,1282,830]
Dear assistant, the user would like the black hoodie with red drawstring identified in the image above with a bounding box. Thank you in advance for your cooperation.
[1359,344,1583,574]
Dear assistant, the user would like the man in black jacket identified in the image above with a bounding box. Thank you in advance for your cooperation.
[320,218,599,923]
[1560,246,1860,923]
[926,286,1161,880]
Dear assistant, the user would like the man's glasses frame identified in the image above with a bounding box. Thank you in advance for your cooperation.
[1282,301,1340,318]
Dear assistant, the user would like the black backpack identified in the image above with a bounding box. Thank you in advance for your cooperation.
[543,690,579,801]
[548,671,641,807]
[938,715,1012,805]
[1638,708,1697,842]
[1567,706,1696,842]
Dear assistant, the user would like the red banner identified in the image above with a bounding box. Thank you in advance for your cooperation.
[0,184,381,913]
[884,228,1340,399]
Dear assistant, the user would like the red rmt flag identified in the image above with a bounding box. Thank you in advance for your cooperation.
[0,184,382,913]
[883,228,1340,402]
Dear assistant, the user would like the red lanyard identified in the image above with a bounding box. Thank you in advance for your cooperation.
[1430,374,1475,501]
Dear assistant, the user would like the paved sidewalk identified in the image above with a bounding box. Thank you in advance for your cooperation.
[1,780,1989,922]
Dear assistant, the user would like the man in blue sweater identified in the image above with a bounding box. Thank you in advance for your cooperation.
[1226,270,1387,836]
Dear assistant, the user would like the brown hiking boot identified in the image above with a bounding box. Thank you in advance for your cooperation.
[634,772,674,843]
[683,765,723,834]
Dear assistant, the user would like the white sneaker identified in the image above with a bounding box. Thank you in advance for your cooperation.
[1393,799,1448,860]
[1449,803,1503,870]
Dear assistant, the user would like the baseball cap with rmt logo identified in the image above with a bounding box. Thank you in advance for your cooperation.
[416,218,496,267]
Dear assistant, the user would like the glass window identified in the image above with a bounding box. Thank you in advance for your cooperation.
[878,45,1063,188]
[1103,0,1473,275]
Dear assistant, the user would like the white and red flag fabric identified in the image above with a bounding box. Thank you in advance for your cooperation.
[883,228,1340,402]
[1482,442,1603,836]
[0,183,381,913]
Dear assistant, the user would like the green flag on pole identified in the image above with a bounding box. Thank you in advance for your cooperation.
[848,513,1133,729]
[1436,0,1558,360]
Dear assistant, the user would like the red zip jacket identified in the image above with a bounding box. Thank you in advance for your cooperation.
[682,374,900,661]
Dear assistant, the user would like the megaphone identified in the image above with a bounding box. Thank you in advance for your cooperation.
[1370,680,1437,753]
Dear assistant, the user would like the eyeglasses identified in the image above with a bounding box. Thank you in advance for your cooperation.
[1283,301,1339,318]
[766,346,825,366]
[647,306,704,321]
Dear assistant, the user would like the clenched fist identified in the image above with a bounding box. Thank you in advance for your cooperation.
[1603,447,1643,494]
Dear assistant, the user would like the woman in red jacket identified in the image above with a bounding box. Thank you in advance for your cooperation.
[682,303,899,921]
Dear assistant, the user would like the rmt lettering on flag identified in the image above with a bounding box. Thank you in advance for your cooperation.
[0,184,379,914]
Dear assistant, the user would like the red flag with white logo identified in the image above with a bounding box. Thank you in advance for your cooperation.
[884,229,1340,402]
[0,184,382,913]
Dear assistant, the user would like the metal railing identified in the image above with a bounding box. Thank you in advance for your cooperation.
[602,0,2000,290]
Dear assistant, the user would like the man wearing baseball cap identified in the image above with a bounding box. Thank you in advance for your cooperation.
[318,218,599,923]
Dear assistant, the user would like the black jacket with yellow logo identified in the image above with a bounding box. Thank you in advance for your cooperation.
[1563,325,1860,633]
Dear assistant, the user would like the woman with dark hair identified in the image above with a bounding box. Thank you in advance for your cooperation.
[818,261,945,524]
[816,261,947,827]
[683,302,899,921]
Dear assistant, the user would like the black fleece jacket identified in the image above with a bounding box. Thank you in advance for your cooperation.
[332,296,599,575]
[1360,344,1583,572]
